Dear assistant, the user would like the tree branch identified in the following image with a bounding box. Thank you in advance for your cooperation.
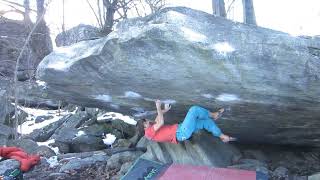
[1,0,36,12]
[226,0,236,14]
[86,0,103,28]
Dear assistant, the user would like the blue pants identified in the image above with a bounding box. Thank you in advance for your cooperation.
[176,106,222,141]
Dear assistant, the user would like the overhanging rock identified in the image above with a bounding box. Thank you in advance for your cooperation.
[36,7,320,146]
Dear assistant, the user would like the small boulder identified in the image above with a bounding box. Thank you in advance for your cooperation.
[36,145,56,158]
[59,154,109,173]
[7,138,39,154]
[35,115,54,123]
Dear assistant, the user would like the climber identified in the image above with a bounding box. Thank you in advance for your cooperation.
[136,100,236,144]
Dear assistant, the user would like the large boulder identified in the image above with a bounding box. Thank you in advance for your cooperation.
[55,24,100,47]
[36,7,320,146]
[26,114,69,142]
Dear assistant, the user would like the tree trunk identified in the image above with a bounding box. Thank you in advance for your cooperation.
[23,0,32,25]
[102,0,118,34]
[212,0,226,17]
[242,0,256,25]
[29,0,52,65]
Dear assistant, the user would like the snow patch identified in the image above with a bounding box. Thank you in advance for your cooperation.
[17,107,69,134]
[124,91,142,98]
[36,80,46,86]
[97,112,137,125]
[216,93,240,101]
[93,95,112,102]
[202,94,214,99]
[212,42,235,55]
[37,139,55,146]
[37,139,60,155]
[76,130,86,137]
[46,156,59,168]
[47,61,70,71]
[103,134,116,146]
[180,27,207,42]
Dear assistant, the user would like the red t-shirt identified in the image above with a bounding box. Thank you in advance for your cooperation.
[145,124,178,144]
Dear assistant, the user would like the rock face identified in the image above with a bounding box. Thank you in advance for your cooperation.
[55,24,100,47]
[0,81,14,124]
[14,81,62,109]
[37,7,320,146]
[0,17,52,80]
[139,133,241,167]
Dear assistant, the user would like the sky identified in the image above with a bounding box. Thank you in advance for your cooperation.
[1,0,320,37]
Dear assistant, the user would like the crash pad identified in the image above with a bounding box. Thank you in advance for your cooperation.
[122,158,268,180]
[121,158,169,180]
[159,164,268,180]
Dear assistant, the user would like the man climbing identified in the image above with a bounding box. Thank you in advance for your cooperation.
[137,100,235,144]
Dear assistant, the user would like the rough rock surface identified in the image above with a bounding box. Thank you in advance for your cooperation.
[0,80,14,124]
[0,17,52,80]
[37,7,320,147]
[138,132,241,167]
[55,24,100,47]
[0,159,20,175]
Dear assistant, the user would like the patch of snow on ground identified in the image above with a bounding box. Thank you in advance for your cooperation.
[46,156,59,168]
[36,80,46,87]
[37,139,55,146]
[103,134,116,146]
[98,112,137,125]
[212,42,235,55]
[17,106,69,134]
[216,93,240,102]
[76,130,86,137]
[37,139,60,155]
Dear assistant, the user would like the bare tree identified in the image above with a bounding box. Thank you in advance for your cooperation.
[145,0,166,14]
[242,0,256,25]
[0,0,34,18]
[212,0,226,17]
[226,0,236,15]
[13,0,52,139]
[29,0,52,62]
[23,0,32,24]
[103,0,118,34]
[87,0,166,35]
